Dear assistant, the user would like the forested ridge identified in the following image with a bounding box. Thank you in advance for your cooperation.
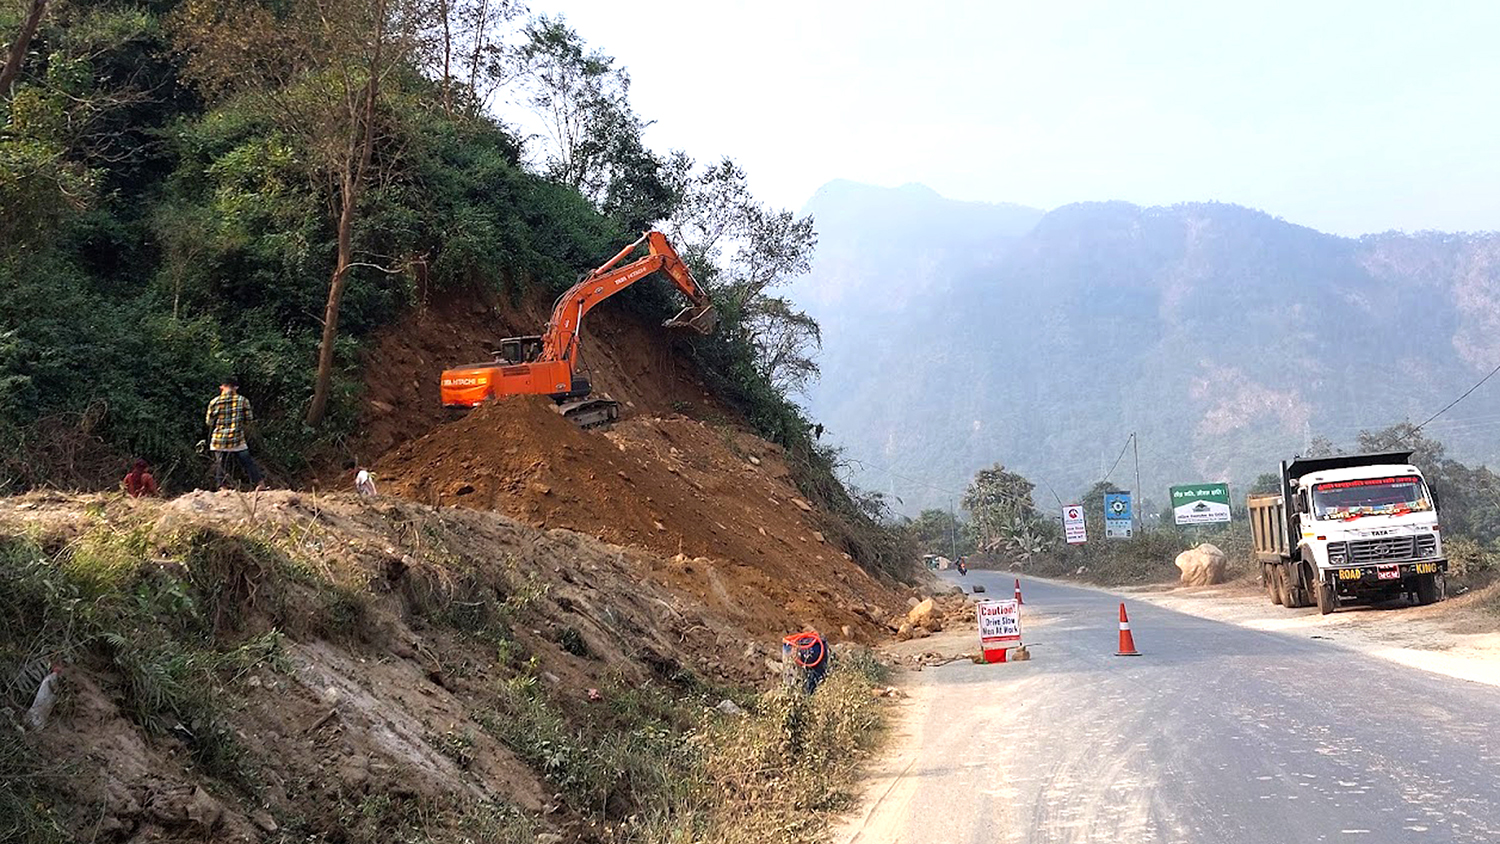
[794,180,1500,514]
[0,0,833,506]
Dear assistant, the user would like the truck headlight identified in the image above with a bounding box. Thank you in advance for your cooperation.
[1328,542,1348,564]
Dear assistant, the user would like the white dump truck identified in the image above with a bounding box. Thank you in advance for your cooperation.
[1247,451,1446,614]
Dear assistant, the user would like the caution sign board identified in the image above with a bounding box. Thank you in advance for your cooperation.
[1171,483,1231,525]
[1062,504,1087,544]
[1105,491,1133,539]
[977,599,1022,649]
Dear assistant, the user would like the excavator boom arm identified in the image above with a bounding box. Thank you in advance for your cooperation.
[542,231,716,362]
[439,230,715,410]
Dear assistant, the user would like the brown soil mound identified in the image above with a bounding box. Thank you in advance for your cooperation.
[376,397,898,638]
[352,291,726,463]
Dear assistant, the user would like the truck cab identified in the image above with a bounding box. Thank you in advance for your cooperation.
[1248,451,1447,614]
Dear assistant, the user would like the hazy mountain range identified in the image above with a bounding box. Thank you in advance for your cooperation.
[789,180,1500,515]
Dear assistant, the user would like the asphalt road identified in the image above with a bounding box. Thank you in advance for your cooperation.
[845,571,1500,844]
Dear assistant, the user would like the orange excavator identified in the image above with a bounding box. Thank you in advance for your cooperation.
[439,230,717,428]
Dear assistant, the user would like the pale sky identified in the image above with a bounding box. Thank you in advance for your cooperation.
[541,0,1500,236]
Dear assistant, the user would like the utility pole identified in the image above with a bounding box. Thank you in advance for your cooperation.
[949,499,959,561]
[1040,478,1064,508]
[1132,432,1143,533]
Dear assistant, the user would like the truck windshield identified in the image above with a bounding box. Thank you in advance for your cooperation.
[1311,475,1432,520]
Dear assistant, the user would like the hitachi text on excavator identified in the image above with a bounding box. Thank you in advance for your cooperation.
[439,231,717,427]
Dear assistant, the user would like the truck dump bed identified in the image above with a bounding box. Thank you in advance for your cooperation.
[1248,494,1288,562]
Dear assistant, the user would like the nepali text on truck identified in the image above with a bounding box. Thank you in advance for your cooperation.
[1246,451,1446,615]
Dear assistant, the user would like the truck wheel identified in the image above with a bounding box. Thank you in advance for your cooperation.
[1265,566,1282,605]
[1274,566,1291,608]
[1290,564,1317,608]
[1415,573,1441,605]
[1282,565,1309,608]
[1317,581,1337,615]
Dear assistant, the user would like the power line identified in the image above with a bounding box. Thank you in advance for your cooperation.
[1103,433,1133,483]
[845,457,965,498]
[1407,359,1500,439]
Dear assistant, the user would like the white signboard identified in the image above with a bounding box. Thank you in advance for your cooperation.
[1171,483,1231,525]
[977,599,1022,647]
[1063,504,1087,544]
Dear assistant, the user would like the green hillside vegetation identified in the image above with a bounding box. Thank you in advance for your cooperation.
[0,1,903,569]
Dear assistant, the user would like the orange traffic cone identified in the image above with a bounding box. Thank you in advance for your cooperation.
[1014,579,1024,605]
[1115,602,1140,656]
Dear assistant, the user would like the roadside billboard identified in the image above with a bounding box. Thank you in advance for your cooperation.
[1062,504,1087,544]
[1104,491,1133,539]
[1171,483,1231,525]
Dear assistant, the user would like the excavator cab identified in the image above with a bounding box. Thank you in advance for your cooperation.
[493,336,544,364]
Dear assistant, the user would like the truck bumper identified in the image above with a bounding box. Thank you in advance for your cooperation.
[1325,559,1446,592]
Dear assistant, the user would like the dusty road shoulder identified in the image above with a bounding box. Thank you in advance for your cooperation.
[1121,577,1500,688]
[831,600,1061,844]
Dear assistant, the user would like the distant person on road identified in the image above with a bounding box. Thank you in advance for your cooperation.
[347,460,378,496]
[122,459,159,497]
[205,378,264,490]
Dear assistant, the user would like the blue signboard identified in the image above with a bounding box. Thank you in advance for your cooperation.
[1104,491,1133,539]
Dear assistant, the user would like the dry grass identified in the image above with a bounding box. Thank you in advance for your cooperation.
[485,654,890,844]
[689,664,887,844]
[0,495,894,844]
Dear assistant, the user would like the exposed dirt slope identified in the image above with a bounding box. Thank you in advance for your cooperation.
[354,292,725,462]
[376,398,898,640]
[0,491,905,843]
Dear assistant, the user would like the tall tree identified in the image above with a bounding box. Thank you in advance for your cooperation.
[902,508,975,557]
[0,0,47,96]
[665,155,821,392]
[508,14,672,230]
[427,0,524,117]
[962,464,1041,548]
[1,1,157,251]
[173,0,425,426]
[1249,472,1281,495]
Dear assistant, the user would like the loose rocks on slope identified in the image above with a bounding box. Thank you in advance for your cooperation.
[375,397,902,640]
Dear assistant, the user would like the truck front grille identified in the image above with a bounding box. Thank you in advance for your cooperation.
[1349,536,1417,563]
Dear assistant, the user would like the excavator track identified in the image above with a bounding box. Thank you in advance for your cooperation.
[556,396,620,430]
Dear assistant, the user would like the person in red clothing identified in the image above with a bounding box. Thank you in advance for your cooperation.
[123,459,159,497]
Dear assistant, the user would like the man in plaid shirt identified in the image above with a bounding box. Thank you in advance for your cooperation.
[206,378,264,490]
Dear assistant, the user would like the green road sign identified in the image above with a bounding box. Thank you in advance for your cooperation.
[1170,483,1231,525]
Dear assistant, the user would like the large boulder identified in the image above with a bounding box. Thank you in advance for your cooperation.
[907,598,937,627]
[1175,543,1228,586]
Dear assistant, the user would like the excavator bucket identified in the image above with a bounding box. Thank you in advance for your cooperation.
[664,303,718,335]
